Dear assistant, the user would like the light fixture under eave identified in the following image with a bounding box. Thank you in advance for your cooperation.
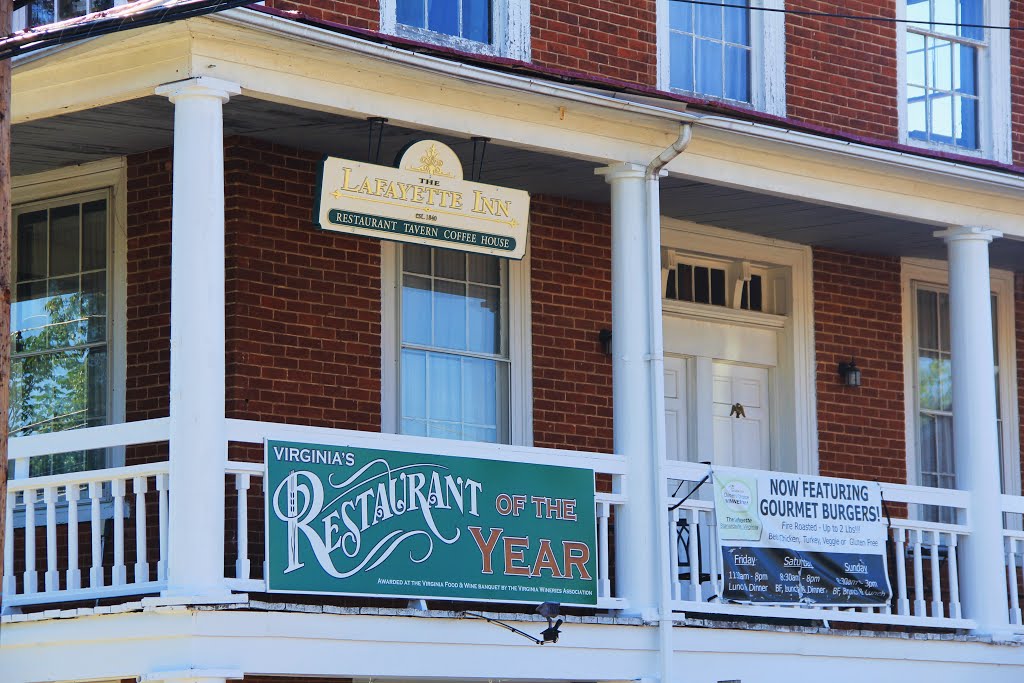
[838,358,862,387]
[599,328,612,356]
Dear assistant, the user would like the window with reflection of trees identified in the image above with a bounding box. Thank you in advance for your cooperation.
[12,197,109,477]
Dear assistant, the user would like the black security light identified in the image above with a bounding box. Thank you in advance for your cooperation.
[599,328,613,356]
[838,358,862,387]
[461,602,564,645]
[537,602,563,643]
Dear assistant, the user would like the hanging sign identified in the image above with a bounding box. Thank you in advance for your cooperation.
[314,140,529,259]
[712,466,892,606]
[265,439,597,605]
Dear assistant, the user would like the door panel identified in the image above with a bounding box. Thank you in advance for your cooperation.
[711,361,770,470]
[664,357,688,461]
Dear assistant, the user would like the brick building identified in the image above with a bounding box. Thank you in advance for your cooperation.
[3,0,1024,682]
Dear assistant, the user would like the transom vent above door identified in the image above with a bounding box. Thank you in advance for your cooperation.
[662,250,780,314]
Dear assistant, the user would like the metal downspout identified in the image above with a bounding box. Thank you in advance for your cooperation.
[645,123,692,683]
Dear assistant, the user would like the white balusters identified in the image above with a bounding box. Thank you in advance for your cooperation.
[111,479,126,586]
[235,473,251,580]
[893,528,910,615]
[947,532,961,620]
[597,500,611,599]
[3,491,13,598]
[66,485,81,590]
[157,472,169,582]
[913,529,926,617]
[23,488,37,594]
[89,481,104,588]
[930,530,943,618]
[134,476,149,583]
[686,508,700,602]
[1006,537,1021,625]
[43,487,58,592]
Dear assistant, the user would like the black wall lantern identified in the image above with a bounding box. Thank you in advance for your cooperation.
[599,328,613,356]
[838,358,862,387]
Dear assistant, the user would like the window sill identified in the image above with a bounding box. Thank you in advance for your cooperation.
[392,23,509,59]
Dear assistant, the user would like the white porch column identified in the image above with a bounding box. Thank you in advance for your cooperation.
[597,162,659,617]
[156,77,240,599]
[936,225,1009,637]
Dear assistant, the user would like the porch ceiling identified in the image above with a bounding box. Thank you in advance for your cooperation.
[14,95,1024,269]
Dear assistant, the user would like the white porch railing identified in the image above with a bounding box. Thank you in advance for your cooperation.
[221,418,630,609]
[1000,494,1024,626]
[664,460,975,629]
[2,419,170,608]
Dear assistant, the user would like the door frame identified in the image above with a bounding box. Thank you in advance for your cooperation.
[661,218,817,475]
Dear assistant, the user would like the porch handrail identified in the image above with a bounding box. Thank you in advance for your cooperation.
[8,417,171,462]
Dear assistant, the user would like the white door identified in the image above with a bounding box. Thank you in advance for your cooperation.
[711,362,770,470]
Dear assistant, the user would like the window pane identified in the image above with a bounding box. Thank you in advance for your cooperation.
[938,290,950,352]
[467,284,500,354]
[17,210,47,282]
[669,0,692,31]
[463,0,490,42]
[933,0,956,29]
[936,414,954,481]
[434,279,467,350]
[82,271,107,344]
[920,413,937,476]
[697,0,723,41]
[907,32,926,87]
[723,0,749,45]
[678,264,693,301]
[12,348,92,436]
[954,44,976,94]
[397,0,425,28]
[463,357,498,426]
[427,352,462,422]
[919,351,943,411]
[696,40,724,99]
[906,0,929,30]
[929,91,954,142]
[427,0,459,37]
[404,242,431,275]
[434,248,465,280]
[929,38,953,93]
[81,200,107,272]
[917,289,938,349]
[58,0,87,19]
[724,46,750,102]
[670,32,695,92]
[955,95,978,149]
[49,204,80,278]
[402,274,432,345]
[401,349,427,419]
[907,85,928,141]
[467,252,500,285]
[959,0,984,40]
[710,268,726,306]
[693,265,710,303]
[27,0,54,26]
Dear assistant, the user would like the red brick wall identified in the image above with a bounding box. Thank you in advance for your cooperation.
[267,0,379,30]
[125,149,173,423]
[1012,2,1024,164]
[813,249,905,483]
[786,1,899,140]
[530,195,613,454]
[531,0,656,86]
[225,137,382,432]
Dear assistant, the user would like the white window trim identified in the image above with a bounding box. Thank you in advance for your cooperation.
[379,0,531,62]
[13,0,130,31]
[380,240,534,446]
[895,0,1011,163]
[900,257,1020,495]
[656,0,786,117]
[661,218,816,475]
[10,157,129,479]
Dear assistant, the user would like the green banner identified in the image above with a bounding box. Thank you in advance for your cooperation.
[327,209,518,252]
[266,440,598,606]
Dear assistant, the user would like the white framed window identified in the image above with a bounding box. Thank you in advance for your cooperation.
[9,159,128,479]
[901,259,1020,498]
[14,0,129,31]
[379,0,530,60]
[658,0,786,116]
[381,242,532,445]
[898,0,1011,161]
